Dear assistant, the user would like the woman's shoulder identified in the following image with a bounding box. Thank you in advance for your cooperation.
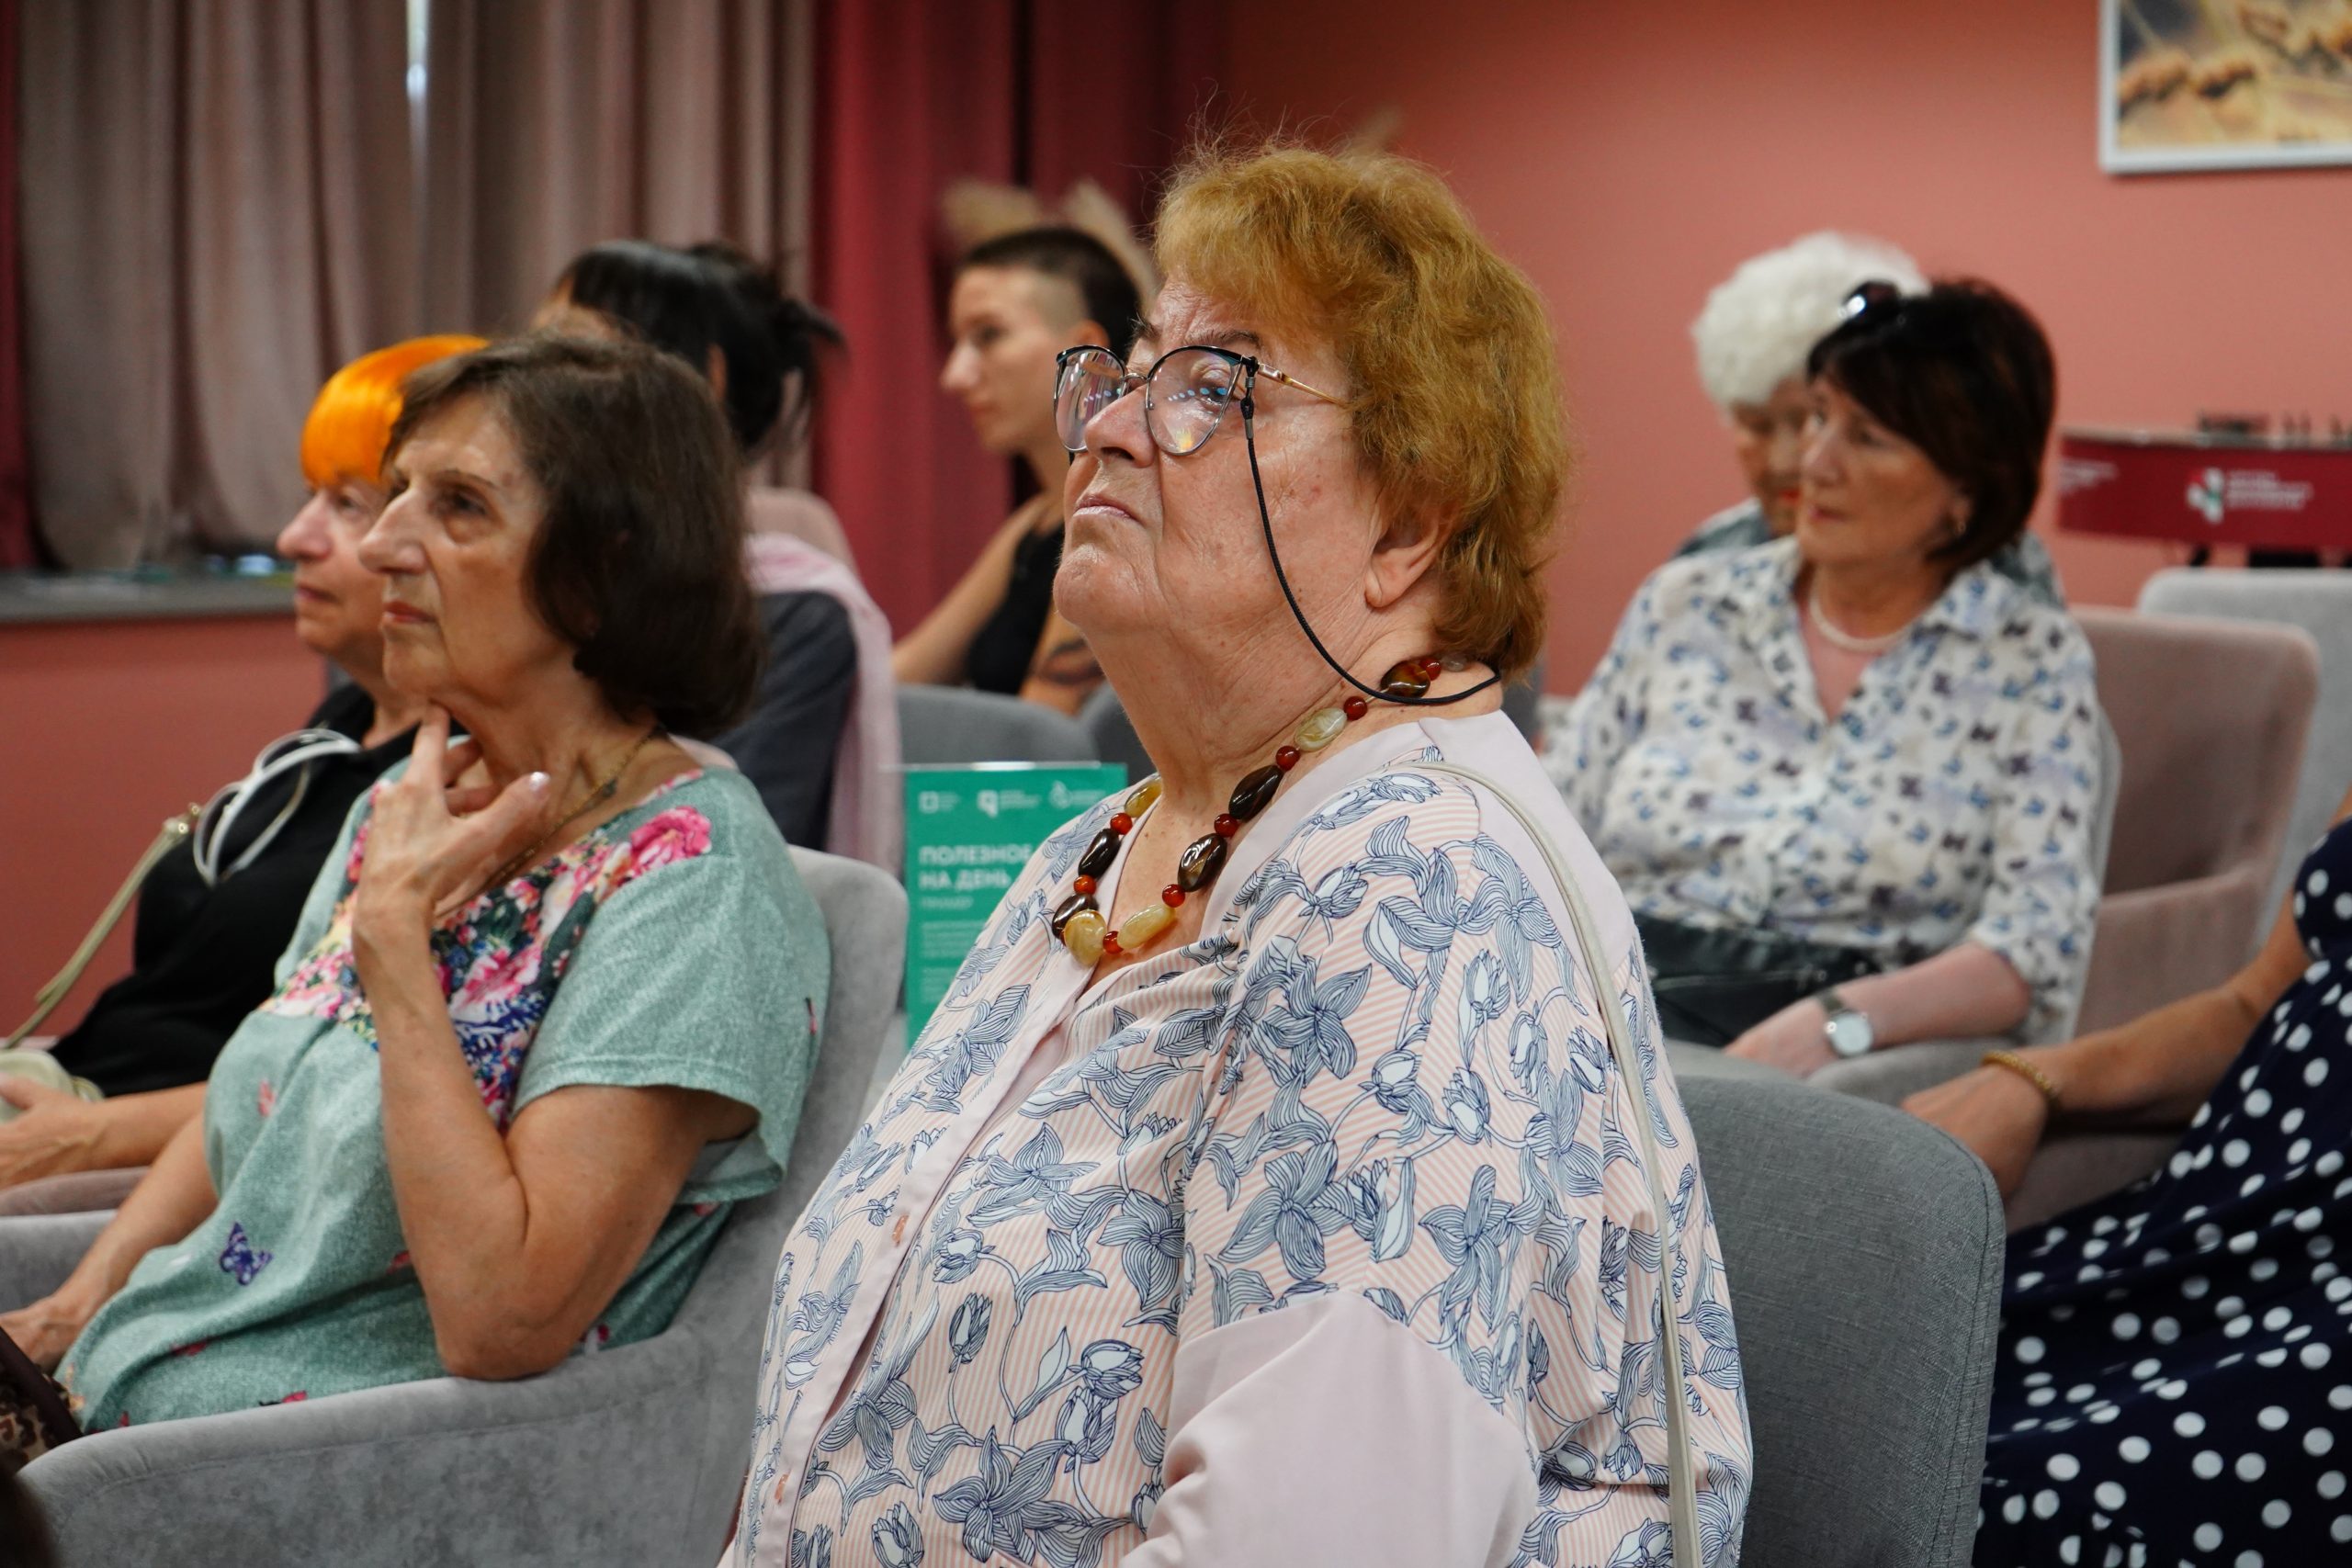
[1640,533,1792,615]
[1941,563,2098,678]
[595,767,808,902]
[1247,720,1642,982]
[639,762,786,841]
[558,769,822,977]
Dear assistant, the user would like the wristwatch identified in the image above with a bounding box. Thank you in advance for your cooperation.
[1817,987,1875,1058]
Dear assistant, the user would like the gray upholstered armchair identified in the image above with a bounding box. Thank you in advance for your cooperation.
[3,847,907,1568]
[897,684,1096,766]
[1672,1049,2005,1568]
[1815,607,2318,1228]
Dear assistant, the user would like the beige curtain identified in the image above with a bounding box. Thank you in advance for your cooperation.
[421,0,816,344]
[18,0,415,567]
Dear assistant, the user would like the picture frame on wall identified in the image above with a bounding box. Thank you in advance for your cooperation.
[2103,0,2352,173]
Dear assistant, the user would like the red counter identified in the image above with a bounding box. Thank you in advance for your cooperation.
[2057,428,2352,551]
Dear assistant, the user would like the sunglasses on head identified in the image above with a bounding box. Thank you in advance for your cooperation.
[1841,279,1905,321]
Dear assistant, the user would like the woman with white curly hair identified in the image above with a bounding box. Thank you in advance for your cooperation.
[1678,231,2061,603]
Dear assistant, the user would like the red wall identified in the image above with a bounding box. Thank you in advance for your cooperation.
[1218,0,2352,687]
[0,618,323,1039]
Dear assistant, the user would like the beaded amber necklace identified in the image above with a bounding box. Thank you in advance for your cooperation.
[1051,657,1445,965]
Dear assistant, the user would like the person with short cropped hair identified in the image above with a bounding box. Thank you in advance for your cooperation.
[726,142,1748,1567]
[1546,279,2104,1067]
[0,337,479,1207]
[892,215,1150,714]
[0,334,827,1439]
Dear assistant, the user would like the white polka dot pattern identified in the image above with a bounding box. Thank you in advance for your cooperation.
[1977,819,2352,1562]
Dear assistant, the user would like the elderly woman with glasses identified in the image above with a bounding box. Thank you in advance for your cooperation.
[723,144,1750,1568]
[1544,279,2104,1072]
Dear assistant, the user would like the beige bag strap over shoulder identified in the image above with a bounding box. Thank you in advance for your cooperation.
[1413,761,1705,1559]
[5,809,197,1051]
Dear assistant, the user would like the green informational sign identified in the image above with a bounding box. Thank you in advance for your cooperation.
[903,761,1128,1037]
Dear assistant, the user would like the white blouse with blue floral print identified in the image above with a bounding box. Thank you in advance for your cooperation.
[1541,536,2104,1040]
[726,711,1751,1568]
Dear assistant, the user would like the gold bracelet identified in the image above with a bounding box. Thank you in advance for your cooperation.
[1981,1049,2062,1111]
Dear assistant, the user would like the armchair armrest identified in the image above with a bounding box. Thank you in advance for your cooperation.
[24,1315,735,1568]
[0,1168,145,1218]
[2004,1131,2178,1232]
[1813,1039,2181,1233]
[1812,1039,2007,1106]
[0,1211,109,1310]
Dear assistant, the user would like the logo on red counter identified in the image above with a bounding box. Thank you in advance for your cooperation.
[2184,466,2313,525]
[2188,468,2225,525]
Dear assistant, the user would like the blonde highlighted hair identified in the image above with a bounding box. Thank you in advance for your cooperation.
[1153,142,1569,682]
[300,334,488,491]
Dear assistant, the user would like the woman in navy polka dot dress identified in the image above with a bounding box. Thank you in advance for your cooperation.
[1909,786,2352,1564]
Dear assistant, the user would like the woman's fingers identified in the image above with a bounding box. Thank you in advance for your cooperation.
[410,705,453,778]
[0,1076,64,1111]
[443,784,503,817]
[439,734,484,788]
[458,772,556,878]
[0,1299,78,1369]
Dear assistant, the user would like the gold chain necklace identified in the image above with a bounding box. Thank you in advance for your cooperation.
[483,728,663,892]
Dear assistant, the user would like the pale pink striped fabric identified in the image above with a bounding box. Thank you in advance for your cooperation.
[728,712,1751,1567]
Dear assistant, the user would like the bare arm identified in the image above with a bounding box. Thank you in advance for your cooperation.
[352,714,756,1381]
[1908,782,2347,1192]
[0,1108,219,1365]
[890,500,1048,688]
[368,940,750,1378]
[1837,941,2031,1045]
[2026,896,2308,1129]
[0,1080,207,1188]
[1727,940,2031,1075]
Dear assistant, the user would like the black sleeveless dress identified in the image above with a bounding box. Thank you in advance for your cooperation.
[964,521,1063,695]
[1977,816,2352,1563]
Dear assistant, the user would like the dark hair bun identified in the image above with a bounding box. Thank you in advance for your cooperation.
[557,240,843,458]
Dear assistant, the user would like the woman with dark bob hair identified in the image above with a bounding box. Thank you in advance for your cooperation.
[726,143,1749,1567]
[545,237,855,567]
[1546,279,2104,1067]
[0,334,827,1438]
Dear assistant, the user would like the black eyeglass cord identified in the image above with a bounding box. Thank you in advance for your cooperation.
[1240,389,1501,707]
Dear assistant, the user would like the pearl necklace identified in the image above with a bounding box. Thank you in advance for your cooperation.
[1805,589,1911,656]
[1051,657,1447,966]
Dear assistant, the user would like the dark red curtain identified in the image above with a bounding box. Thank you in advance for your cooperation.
[1025,2,1225,228]
[808,0,1224,633]
[0,0,31,570]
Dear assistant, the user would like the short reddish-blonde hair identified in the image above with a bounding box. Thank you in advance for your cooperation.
[1154,143,1570,680]
[300,334,487,491]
